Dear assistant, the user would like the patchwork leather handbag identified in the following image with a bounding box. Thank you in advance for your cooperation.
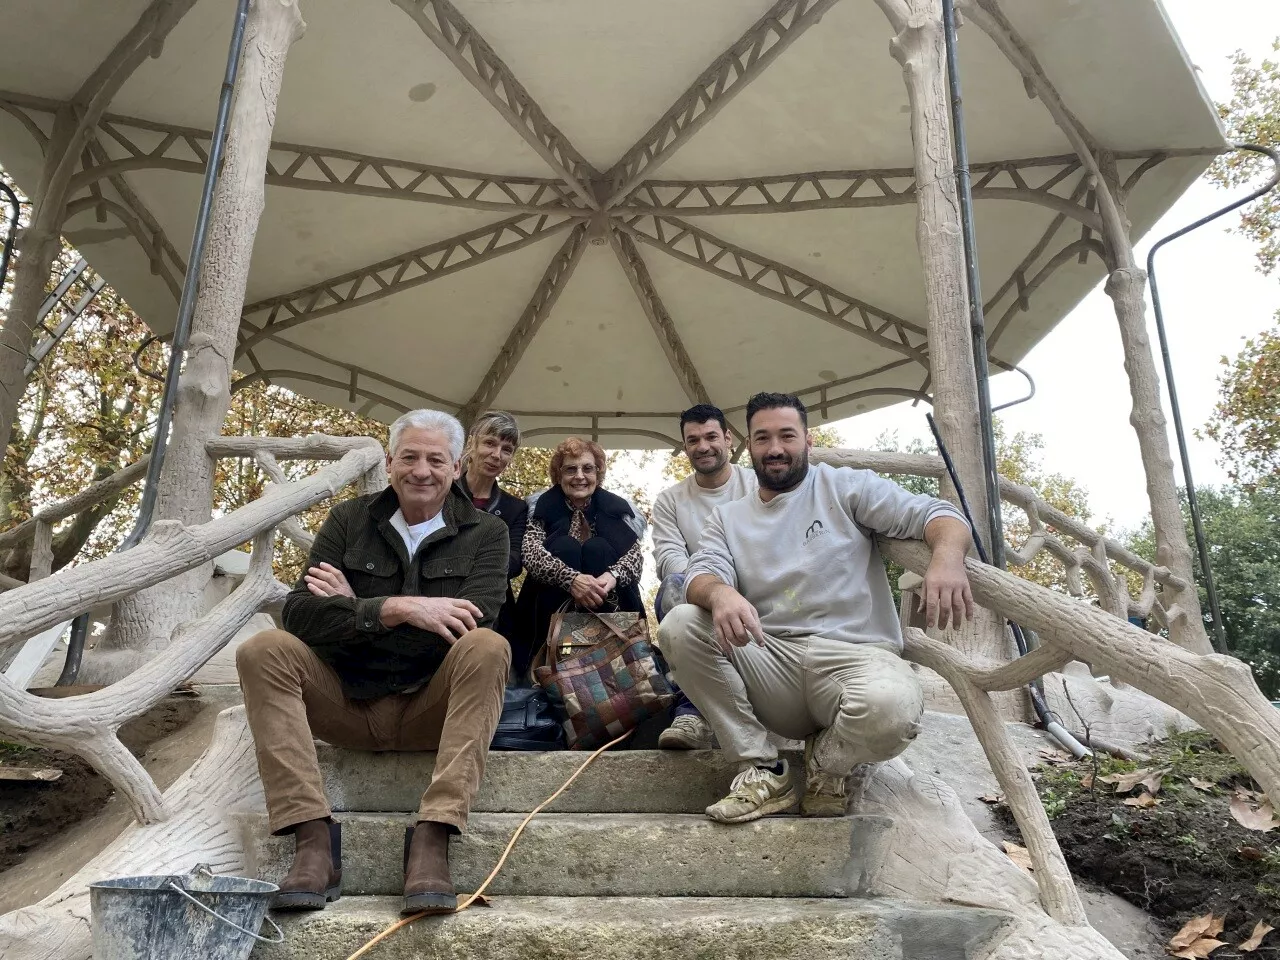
[532,606,675,750]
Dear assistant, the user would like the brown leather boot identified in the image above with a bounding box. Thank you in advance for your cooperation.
[402,821,456,915]
[271,818,342,910]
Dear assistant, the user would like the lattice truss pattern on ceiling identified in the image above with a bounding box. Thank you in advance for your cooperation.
[0,0,1213,448]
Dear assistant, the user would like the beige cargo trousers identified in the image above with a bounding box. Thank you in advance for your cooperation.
[658,604,924,774]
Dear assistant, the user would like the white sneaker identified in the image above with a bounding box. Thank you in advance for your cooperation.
[705,761,797,824]
[801,733,848,817]
[658,714,715,750]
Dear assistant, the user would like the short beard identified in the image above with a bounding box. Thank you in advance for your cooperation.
[691,449,729,476]
[752,450,809,492]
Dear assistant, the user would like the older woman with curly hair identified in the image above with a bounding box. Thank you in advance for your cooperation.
[511,436,645,677]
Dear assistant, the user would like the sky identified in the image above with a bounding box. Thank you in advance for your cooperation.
[837,0,1280,533]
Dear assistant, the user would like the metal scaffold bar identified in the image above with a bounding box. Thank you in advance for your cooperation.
[941,0,1006,568]
[1146,142,1280,655]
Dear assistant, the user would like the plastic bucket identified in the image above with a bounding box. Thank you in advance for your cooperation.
[90,864,283,960]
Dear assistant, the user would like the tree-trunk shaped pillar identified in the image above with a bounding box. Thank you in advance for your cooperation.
[875,0,1023,715]
[953,0,1210,654]
[89,0,307,681]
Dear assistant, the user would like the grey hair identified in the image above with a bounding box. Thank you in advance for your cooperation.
[468,410,521,448]
[388,409,465,461]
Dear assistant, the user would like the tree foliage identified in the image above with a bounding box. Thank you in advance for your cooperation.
[1126,485,1280,697]
[1203,327,1280,488]
[1209,41,1280,276]
[1202,41,1280,491]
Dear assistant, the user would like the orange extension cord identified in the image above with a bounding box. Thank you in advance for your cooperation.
[343,729,633,960]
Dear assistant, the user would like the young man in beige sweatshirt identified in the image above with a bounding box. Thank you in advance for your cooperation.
[658,392,975,823]
[651,404,756,749]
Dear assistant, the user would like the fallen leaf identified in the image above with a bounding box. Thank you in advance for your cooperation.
[1142,768,1171,796]
[1239,920,1274,952]
[1002,840,1034,873]
[978,794,1004,804]
[1081,774,1095,789]
[1100,768,1157,794]
[1190,777,1215,792]
[1230,796,1280,832]
[456,893,491,908]
[1123,793,1161,809]
[1171,915,1224,949]
[1038,749,1071,766]
[1235,787,1261,802]
[1169,938,1227,958]
[1238,846,1265,861]
[0,767,62,782]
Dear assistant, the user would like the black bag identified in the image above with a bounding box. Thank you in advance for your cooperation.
[490,684,566,751]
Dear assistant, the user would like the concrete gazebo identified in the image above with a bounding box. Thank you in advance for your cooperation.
[3,3,1276,959]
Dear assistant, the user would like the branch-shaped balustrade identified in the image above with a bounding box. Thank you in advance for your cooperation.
[0,437,385,823]
[885,536,1280,807]
[811,448,1184,627]
[0,457,151,588]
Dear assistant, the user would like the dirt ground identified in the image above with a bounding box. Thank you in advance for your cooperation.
[0,697,202,873]
[1006,731,1280,958]
[0,685,242,914]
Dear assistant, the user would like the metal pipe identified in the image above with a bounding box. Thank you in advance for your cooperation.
[941,0,1006,570]
[55,613,90,687]
[0,181,19,295]
[991,365,1036,413]
[58,0,251,686]
[1146,142,1280,656]
[927,413,1092,760]
[119,0,251,552]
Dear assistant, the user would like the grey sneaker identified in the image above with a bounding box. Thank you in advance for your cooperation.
[705,761,797,824]
[801,734,848,817]
[658,714,715,750]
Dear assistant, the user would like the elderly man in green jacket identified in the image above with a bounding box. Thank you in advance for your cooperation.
[237,409,510,916]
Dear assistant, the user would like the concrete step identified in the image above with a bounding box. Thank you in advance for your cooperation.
[252,895,1010,960]
[237,812,891,898]
[318,746,806,814]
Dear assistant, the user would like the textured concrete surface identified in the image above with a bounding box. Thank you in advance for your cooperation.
[319,746,806,814]
[239,812,891,898]
[252,896,1010,960]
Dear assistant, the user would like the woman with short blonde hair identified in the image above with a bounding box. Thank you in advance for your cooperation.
[459,411,527,644]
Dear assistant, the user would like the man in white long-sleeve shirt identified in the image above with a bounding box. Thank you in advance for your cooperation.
[659,392,975,824]
[651,404,756,750]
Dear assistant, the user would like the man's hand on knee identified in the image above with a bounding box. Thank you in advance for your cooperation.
[382,596,484,643]
[708,586,765,654]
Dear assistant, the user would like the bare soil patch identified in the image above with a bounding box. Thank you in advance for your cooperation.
[0,695,202,873]
[1003,731,1280,957]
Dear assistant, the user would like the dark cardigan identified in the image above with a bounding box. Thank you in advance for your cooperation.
[458,475,528,642]
[510,487,645,678]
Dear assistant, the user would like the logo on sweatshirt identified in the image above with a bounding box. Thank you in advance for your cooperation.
[804,519,827,544]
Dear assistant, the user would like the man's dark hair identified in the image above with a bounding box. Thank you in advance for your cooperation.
[745,392,808,430]
[679,403,729,435]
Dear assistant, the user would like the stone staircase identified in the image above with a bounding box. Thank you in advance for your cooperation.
[246,747,1011,959]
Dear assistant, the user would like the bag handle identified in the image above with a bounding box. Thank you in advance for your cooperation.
[531,600,634,682]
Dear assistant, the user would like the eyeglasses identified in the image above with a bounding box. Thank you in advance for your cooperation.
[561,464,598,477]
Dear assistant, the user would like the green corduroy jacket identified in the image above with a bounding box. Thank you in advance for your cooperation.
[281,483,509,699]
